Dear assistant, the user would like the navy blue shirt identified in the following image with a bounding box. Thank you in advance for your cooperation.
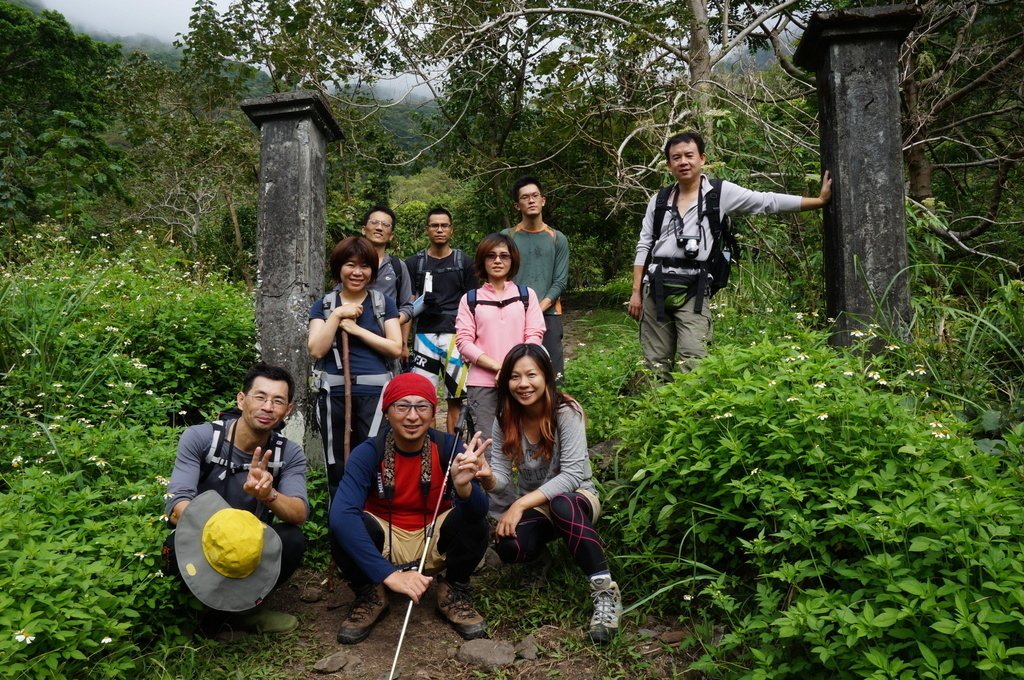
[309,291,399,396]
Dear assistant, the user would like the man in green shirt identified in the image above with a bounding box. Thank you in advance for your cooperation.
[504,176,569,383]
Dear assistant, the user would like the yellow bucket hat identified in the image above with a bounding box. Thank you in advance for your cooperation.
[175,491,282,612]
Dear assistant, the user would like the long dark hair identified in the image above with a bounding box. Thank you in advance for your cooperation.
[496,343,581,465]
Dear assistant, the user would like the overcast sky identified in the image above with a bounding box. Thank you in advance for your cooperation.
[38,0,231,42]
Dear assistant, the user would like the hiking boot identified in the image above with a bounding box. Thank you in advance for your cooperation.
[230,607,298,635]
[435,578,487,640]
[588,575,622,643]
[337,583,389,644]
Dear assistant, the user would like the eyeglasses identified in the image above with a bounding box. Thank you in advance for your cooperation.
[428,222,452,230]
[517,192,542,202]
[247,393,289,409]
[485,252,512,261]
[390,401,433,415]
[367,218,393,229]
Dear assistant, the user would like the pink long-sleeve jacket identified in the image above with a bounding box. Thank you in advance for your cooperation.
[455,282,546,388]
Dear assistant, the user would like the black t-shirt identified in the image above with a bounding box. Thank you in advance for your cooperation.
[405,250,478,333]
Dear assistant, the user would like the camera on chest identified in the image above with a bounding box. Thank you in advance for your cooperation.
[669,211,701,259]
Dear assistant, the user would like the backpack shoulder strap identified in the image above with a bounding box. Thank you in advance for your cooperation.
[431,429,449,468]
[704,179,727,239]
[368,289,388,334]
[413,250,427,294]
[267,431,286,478]
[517,284,529,310]
[394,257,408,298]
[468,286,528,313]
[651,185,674,242]
[321,290,340,318]
[454,249,470,289]
[200,419,228,484]
[203,419,286,484]
[320,290,343,369]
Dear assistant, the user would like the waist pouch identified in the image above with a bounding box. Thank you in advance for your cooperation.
[662,274,699,311]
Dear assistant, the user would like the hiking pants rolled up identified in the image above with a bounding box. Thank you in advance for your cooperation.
[542,313,565,385]
[640,283,713,381]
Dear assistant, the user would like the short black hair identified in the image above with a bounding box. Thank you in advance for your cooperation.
[329,236,379,284]
[511,175,544,203]
[243,362,295,402]
[361,204,397,229]
[664,131,706,160]
[426,206,452,224]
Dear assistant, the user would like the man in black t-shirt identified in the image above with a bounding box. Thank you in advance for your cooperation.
[405,207,478,432]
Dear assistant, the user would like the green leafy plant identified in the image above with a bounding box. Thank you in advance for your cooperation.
[0,230,255,429]
[0,425,190,679]
[606,325,1024,677]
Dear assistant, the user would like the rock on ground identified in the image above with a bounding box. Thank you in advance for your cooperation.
[456,639,516,669]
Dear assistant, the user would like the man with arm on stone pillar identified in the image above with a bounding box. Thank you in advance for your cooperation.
[628,131,832,382]
[503,176,569,384]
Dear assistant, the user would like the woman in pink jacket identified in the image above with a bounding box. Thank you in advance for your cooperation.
[456,233,545,515]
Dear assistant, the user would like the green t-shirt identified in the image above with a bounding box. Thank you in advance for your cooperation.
[504,225,569,313]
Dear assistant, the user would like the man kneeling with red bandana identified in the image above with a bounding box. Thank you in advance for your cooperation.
[329,373,491,643]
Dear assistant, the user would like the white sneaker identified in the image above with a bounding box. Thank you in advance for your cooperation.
[588,575,621,643]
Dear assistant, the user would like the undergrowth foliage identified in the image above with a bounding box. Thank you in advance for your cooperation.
[0,425,191,678]
[0,229,256,428]
[607,328,1024,677]
[0,231,254,678]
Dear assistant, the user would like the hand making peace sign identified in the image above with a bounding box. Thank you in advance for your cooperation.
[243,447,275,501]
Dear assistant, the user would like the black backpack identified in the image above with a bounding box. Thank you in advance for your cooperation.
[648,178,740,313]
[411,249,468,296]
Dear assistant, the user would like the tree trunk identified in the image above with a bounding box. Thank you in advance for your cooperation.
[688,0,714,139]
[903,73,933,202]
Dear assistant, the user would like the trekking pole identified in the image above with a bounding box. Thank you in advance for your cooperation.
[326,328,352,595]
[341,329,353,466]
[387,409,468,680]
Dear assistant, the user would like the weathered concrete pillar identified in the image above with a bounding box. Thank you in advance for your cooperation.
[794,5,920,347]
[241,91,342,446]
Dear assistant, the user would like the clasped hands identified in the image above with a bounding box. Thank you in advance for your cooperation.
[332,302,363,334]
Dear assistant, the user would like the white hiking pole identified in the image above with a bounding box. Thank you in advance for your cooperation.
[387,409,468,680]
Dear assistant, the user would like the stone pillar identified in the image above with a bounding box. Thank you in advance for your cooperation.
[794,5,920,347]
[241,91,342,446]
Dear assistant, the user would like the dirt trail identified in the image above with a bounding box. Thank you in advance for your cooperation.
[249,309,686,678]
